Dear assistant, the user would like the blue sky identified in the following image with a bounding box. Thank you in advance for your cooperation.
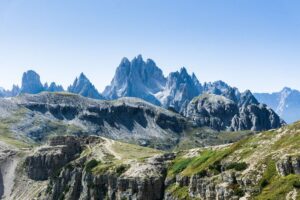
[0,0,299,92]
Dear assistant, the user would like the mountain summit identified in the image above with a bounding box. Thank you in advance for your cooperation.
[68,73,104,99]
[20,70,44,94]
[103,55,166,105]
[156,67,202,113]
[254,87,300,123]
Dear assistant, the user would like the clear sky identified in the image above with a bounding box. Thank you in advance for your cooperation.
[0,0,299,93]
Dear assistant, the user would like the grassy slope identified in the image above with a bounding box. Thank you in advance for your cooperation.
[167,121,300,199]
[78,137,163,176]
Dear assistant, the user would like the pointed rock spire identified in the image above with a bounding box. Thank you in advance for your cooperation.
[68,73,104,99]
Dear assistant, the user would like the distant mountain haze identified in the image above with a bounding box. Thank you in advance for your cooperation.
[254,88,300,123]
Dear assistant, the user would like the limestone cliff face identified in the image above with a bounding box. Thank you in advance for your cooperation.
[11,92,188,150]
[45,154,173,200]
[185,94,285,131]
[24,136,174,200]
[276,155,300,176]
[25,136,82,180]
[15,122,300,199]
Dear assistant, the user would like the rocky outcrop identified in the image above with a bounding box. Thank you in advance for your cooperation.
[231,103,283,131]
[12,92,188,149]
[164,164,251,200]
[20,70,44,94]
[32,139,175,200]
[276,155,300,176]
[184,94,238,131]
[45,82,64,92]
[185,94,284,131]
[25,136,82,180]
[156,68,202,113]
[103,55,166,105]
[203,81,241,104]
[68,73,104,99]
[0,142,19,199]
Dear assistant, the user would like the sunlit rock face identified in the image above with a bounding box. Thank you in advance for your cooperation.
[103,55,166,106]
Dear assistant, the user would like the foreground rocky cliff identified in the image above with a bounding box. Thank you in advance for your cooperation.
[1,121,299,200]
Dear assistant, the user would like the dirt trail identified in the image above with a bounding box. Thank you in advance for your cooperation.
[102,137,122,160]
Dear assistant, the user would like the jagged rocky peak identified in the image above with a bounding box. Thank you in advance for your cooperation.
[185,93,284,131]
[156,67,202,113]
[68,73,104,99]
[203,80,241,103]
[0,87,5,97]
[47,82,64,92]
[103,55,166,105]
[239,89,259,107]
[254,87,300,123]
[20,70,44,94]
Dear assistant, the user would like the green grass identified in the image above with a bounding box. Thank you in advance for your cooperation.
[180,138,249,176]
[166,184,200,200]
[85,159,101,173]
[167,135,253,180]
[92,162,130,176]
[0,108,34,148]
[255,174,300,200]
[253,156,300,200]
[226,162,247,171]
[168,157,193,177]
[111,141,162,160]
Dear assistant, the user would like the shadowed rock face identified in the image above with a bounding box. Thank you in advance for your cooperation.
[185,94,284,131]
[68,73,104,100]
[46,82,64,92]
[276,155,300,176]
[25,136,82,180]
[20,70,44,94]
[11,92,188,149]
[24,136,174,200]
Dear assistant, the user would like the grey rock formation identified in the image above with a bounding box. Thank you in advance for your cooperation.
[103,55,166,105]
[20,70,44,94]
[254,87,300,123]
[185,94,284,131]
[276,155,300,176]
[46,154,172,200]
[184,94,238,131]
[25,136,82,180]
[45,82,64,92]
[24,136,175,200]
[156,67,202,113]
[0,88,5,98]
[12,92,188,149]
[9,85,21,97]
[231,103,283,131]
[203,80,241,103]
[68,73,104,99]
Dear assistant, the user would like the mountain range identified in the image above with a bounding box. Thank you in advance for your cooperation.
[254,87,300,123]
[0,55,297,124]
[0,55,299,200]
